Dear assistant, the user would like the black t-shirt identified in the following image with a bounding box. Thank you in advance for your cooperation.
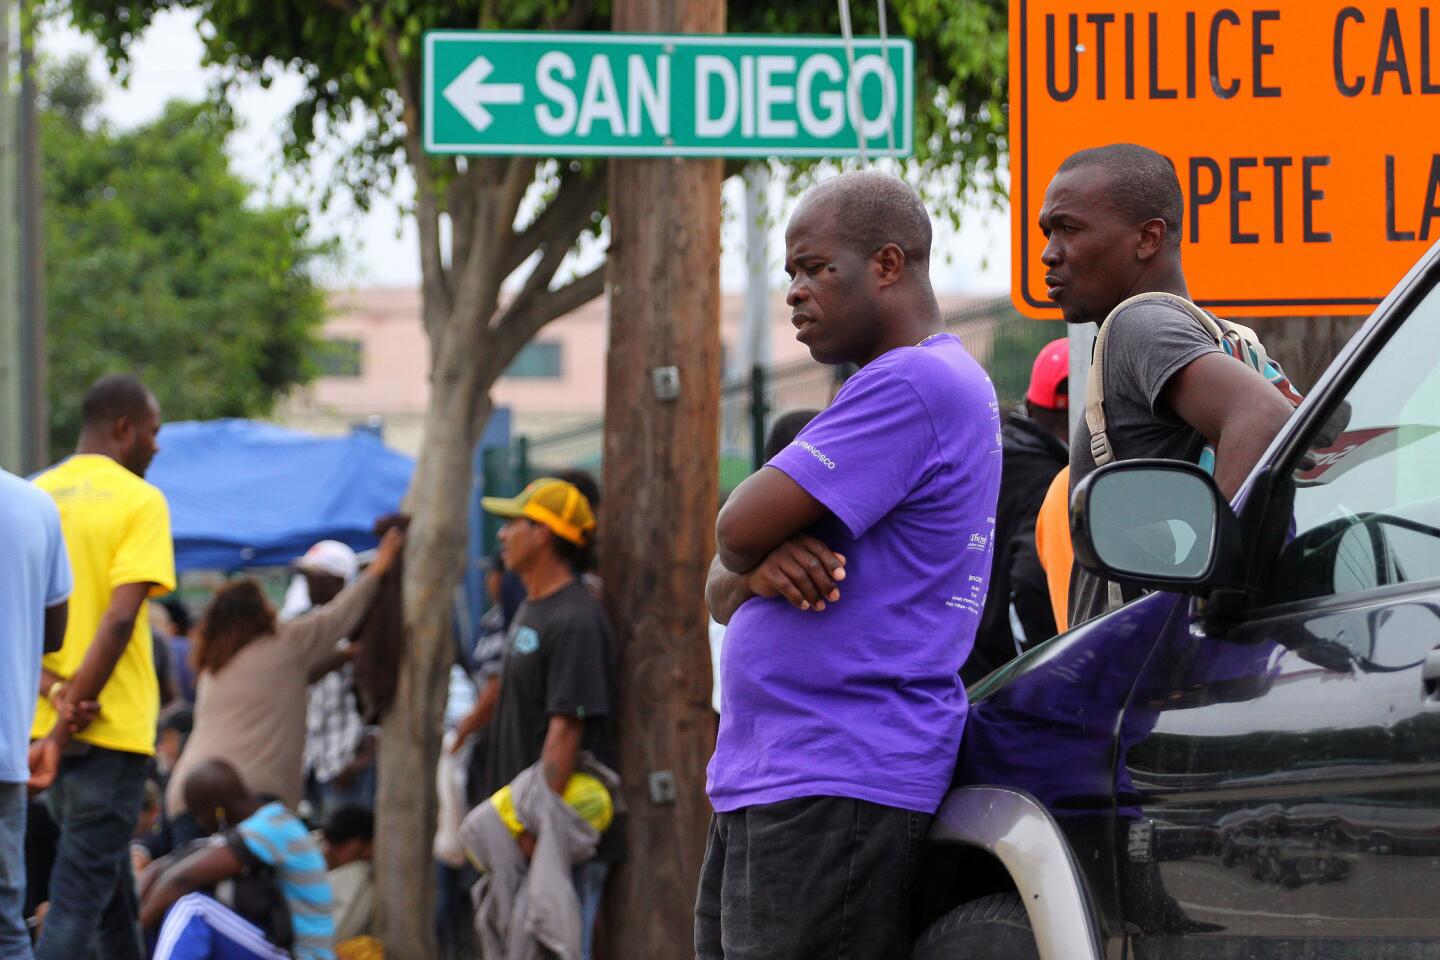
[480,579,618,801]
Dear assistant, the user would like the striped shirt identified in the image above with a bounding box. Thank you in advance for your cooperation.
[235,802,335,959]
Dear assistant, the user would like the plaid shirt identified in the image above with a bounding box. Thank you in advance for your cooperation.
[304,663,365,784]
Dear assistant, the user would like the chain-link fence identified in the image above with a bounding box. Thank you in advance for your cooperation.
[484,296,1052,502]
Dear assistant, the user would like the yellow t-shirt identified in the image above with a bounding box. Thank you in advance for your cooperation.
[31,454,176,755]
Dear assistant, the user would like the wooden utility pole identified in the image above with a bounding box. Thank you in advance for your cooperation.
[601,0,723,955]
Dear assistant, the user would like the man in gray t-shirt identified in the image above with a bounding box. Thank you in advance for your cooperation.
[1068,297,1216,488]
[1037,144,1295,625]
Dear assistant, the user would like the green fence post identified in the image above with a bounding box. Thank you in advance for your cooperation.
[749,363,769,471]
[516,435,530,486]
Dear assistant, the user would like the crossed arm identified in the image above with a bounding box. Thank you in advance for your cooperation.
[706,467,848,625]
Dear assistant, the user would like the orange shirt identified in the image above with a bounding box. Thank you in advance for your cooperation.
[1034,466,1073,634]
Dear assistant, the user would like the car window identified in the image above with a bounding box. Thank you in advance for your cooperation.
[1267,278,1440,606]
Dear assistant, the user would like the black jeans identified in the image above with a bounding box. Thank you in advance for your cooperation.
[35,745,148,960]
[694,796,931,960]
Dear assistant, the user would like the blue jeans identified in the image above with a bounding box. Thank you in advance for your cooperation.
[573,860,609,960]
[34,746,148,960]
[0,782,30,960]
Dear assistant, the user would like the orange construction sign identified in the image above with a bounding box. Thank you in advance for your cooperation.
[1010,0,1440,318]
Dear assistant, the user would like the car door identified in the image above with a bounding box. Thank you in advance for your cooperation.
[1117,270,1440,960]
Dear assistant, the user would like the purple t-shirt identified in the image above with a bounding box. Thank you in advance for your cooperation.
[707,334,1002,814]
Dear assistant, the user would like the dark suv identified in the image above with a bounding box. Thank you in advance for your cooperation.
[913,242,1440,960]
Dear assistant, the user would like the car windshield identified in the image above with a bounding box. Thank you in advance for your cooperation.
[1273,275,1440,603]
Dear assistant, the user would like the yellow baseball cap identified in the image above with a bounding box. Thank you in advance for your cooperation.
[481,477,596,546]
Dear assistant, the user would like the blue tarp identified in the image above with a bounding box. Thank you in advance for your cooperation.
[147,419,414,571]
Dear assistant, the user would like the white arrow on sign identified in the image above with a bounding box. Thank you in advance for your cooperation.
[442,56,524,132]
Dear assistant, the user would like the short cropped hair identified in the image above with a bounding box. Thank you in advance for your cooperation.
[322,804,375,845]
[1058,144,1184,248]
[800,171,933,264]
[81,374,153,427]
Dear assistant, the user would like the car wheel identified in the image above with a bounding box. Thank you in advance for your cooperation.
[912,892,1040,959]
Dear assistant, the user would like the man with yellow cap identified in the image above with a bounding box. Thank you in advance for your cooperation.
[476,478,618,960]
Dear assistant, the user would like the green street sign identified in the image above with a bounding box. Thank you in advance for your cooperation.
[423,31,913,158]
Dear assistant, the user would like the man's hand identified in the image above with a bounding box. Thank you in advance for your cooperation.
[706,537,847,625]
[27,738,59,795]
[59,695,100,735]
[745,536,847,612]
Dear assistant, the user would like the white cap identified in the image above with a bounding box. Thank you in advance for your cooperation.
[294,540,359,583]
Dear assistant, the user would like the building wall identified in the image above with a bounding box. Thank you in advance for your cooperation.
[278,287,986,455]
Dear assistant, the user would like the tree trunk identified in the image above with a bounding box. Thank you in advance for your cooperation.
[602,0,724,955]
[375,307,496,956]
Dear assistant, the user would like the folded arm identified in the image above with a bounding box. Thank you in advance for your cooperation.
[706,537,848,624]
[715,467,829,572]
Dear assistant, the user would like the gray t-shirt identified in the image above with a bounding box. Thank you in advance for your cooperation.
[1069,298,1220,625]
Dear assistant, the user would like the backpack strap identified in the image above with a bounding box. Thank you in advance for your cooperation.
[1125,291,1282,373]
[1084,291,1224,467]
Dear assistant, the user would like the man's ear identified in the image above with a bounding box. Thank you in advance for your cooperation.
[1136,218,1167,262]
[111,413,134,445]
[873,242,906,287]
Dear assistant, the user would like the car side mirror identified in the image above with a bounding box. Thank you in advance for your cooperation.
[1071,459,1244,595]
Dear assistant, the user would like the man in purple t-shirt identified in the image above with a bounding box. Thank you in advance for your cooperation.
[697,171,1002,959]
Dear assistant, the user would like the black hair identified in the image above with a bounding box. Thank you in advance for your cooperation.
[1058,143,1184,249]
[763,410,821,462]
[552,530,597,576]
[322,804,375,845]
[161,597,193,636]
[801,171,933,265]
[81,374,153,428]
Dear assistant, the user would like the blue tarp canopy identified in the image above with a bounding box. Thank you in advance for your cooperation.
[147,419,414,571]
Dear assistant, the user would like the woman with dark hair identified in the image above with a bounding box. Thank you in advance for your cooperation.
[165,530,403,836]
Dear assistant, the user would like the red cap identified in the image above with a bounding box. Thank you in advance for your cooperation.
[1026,337,1070,410]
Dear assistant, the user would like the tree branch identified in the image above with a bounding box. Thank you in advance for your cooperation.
[493,261,607,364]
[494,158,535,250]
[496,231,572,332]
[447,163,481,279]
[499,168,604,279]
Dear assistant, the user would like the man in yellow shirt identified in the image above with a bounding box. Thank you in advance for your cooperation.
[29,374,175,960]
